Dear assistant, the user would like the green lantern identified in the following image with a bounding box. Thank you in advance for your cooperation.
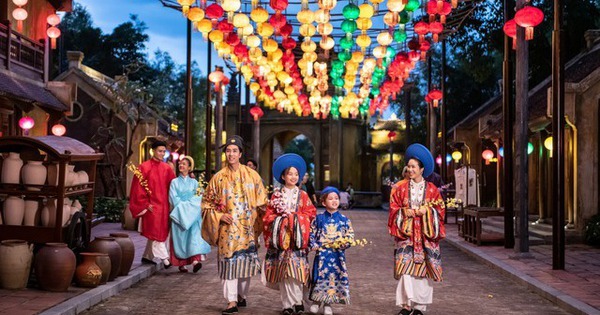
[342,3,360,20]
[338,50,352,62]
[399,11,410,24]
[333,77,344,87]
[385,46,397,59]
[340,37,354,50]
[394,29,407,42]
[341,20,358,34]
[405,0,420,12]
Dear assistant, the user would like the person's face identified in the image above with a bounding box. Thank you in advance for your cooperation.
[323,193,340,210]
[302,173,309,184]
[407,158,424,180]
[153,146,166,161]
[246,161,257,170]
[225,145,242,166]
[282,167,299,187]
[178,159,191,175]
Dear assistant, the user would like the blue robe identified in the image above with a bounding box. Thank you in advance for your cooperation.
[309,210,354,305]
[169,175,211,259]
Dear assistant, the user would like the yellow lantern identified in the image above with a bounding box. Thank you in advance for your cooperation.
[251,7,269,24]
[246,35,261,48]
[196,19,213,39]
[258,23,274,37]
[370,0,384,12]
[315,9,330,24]
[209,30,224,43]
[319,0,337,11]
[233,13,250,29]
[317,23,333,36]
[356,18,373,32]
[187,7,205,22]
[222,0,241,22]
[359,3,374,18]
[452,150,462,162]
[373,46,387,59]
[377,32,393,46]
[356,34,371,52]
[297,10,315,24]
[300,24,317,38]
[285,86,296,95]
[177,0,195,15]
[351,51,364,63]
[387,0,405,12]
[241,24,254,37]
[301,40,317,52]
[250,82,260,93]
[384,12,399,27]
[319,36,335,50]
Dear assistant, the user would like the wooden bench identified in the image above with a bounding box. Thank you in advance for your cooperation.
[462,207,504,245]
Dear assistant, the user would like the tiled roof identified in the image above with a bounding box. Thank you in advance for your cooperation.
[0,72,68,111]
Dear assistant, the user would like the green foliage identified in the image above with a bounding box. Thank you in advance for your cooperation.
[584,215,600,247]
[93,197,128,223]
[284,136,315,174]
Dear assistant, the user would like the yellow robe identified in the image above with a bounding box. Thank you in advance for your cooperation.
[201,164,268,279]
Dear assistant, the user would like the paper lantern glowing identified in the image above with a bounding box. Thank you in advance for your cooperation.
[12,8,27,32]
[47,26,61,49]
[51,124,66,136]
[451,150,462,162]
[514,6,544,40]
[249,106,264,121]
[436,155,442,165]
[172,152,180,161]
[19,116,34,132]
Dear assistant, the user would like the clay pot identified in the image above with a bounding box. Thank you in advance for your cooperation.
[3,196,25,225]
[94,253,111,284]
[87,237,122,281]
[71,199,83,211]
[109,233,135,276]
[77,171,89,187]
[34,243,76,292]
[121,202,137,231]
[0,240,33,289]
[66,165,76,187]
[22,161,47,191]
[41,199,57,227]
[75,253,102,288]
[46,162,59,186]
[1,152,23,184]
[23,199,39,226]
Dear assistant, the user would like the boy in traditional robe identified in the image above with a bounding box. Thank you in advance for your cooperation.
[129,140,176,268]
[201,135,268,315]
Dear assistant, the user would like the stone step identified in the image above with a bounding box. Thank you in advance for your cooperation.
[480,219,546,246]
[483,216,582,244]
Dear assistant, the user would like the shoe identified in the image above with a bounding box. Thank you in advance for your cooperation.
[141,258,156,265]
[282,309,294,315]
[237,298,247,307]
[294,304,304,314]
[178,266,188,273]
[222,306,238,315]
[411,310,424,315]
[397,309,412,315]
[323,305,333,315]
[162,259,171,269]
[309,304,320,314]
[193,263,202,273]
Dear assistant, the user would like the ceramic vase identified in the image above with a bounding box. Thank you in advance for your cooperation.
[75,253,102,288]
[41,199,57,227]
[1,152,23,184]
[23,199,39,226]
[87,237,122,281]
[109,233,135,276]
[34,243,76,292]
[46,162,59,186]
[66,165,76,187]
[3,196,25,225]
[94,253,111,285]
[0,240,33,289]
[22,161,47,191]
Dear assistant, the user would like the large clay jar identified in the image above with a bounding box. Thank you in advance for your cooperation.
[75,253,102,288]
[1,152,23,184]
[87,236,122,281]
[41,199,57,227]
[22,161,47,191]
[94,253,111,284]
[0,240,33,289]
[23,199,39,226]
[4,196,25,225]
[46,162,59,186]
[109,233,135,276]
[77,171,89,187]
[34,243,76,292]
[66,165,77,187]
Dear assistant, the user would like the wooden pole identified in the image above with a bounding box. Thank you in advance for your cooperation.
[503,0,515,249]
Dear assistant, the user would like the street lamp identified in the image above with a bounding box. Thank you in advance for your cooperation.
[387,130,396,181]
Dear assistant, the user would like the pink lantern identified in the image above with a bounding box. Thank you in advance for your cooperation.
[13,0,28,5]
[47,14,61,26]
[172,152,180,161]
[47,26,61,49]
[436,155,442,165]
[514,6,544,40]
[12,8,27,32]
[249,106,264,121]
[482,149,494,165]
[51,123,66,136]
[18,116,34,134]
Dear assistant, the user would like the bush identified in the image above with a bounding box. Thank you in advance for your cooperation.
[584,215,600,246]
[93,197,128,223]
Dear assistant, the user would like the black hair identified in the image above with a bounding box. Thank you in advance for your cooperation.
[408,157,424,169]
[281,166,300,185]
[151,140,167,149]
[246,158,257,166]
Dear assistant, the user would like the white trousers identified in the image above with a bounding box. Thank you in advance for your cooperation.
[279,278,304,309]
[223,278,251,302]
[396,275,433,311]
[142,239,169,261]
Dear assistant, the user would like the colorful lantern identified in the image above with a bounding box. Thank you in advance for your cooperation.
[177,0,195,15]
[514,5,544,40]
[249,106,264,121]
[436,155,442,165]
[482,149,494,165]
[429,21,444,43]
[503,19,517,49]
[47,26,61,49]
[12,8,27,32]
[413,21,429,42]
[427,89,442,107]
[18,116,34,133]
[51,124,66,136]
[451,150,462,163]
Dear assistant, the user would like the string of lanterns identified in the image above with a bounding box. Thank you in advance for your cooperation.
[176,0,460,119]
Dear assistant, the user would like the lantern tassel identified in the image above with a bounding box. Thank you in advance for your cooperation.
[441,15,447,24]
[525,27,534,40]
[437,0,443,11]
[452,0,458,8]
[51,37,57,49]
[17,20,23,33]
[433,34,439,43]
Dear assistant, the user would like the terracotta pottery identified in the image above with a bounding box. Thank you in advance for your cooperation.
[3,196,25,225]
[41,199,57,227]
[121,202,137,231]
[109,233,135,276]
[1,152,23,184]
[22,161,47,191]
[76,171,89,187]
[75,253,102,288]
[23,199,39,226]
[94,253,111,284]
[87,236,122,281]
[46,162,59,186]
[34,243,76,292]
[0,240,33,289]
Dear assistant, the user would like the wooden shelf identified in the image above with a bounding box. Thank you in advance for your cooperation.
[0,183,94,198]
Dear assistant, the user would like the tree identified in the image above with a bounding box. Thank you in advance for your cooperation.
[284,136,315,174]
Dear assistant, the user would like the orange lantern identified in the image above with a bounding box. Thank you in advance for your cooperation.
[482,149,494,165]
[51,124,66,136]
[177,0,195,15]
[249,106,264,121]
[514,6,544,40]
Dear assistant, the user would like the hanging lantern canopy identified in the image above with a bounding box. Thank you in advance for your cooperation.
[514,5,544,40]
[51,123,66,136]
[249,106,264,121]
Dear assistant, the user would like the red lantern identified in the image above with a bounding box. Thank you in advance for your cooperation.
[419,40,431,60]
[427,89,442,107]
[387,130,397,141]
[12,8,27,32]
[426,0,437,22]
[51,124,66,136]
[47,26,61,49]
[439,1,451,24]
[413,21,429,42]
[269,0,288,12]
[249,106,264,121]
[482,149,494,165]
[429,21,444,43]
[503,19,517,49]
[514,6,544,40]
[205,3,224,21]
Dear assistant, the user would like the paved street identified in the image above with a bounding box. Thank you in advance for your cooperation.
[82,210,568,315]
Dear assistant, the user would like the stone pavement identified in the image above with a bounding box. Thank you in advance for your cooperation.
[82,210,569,315]
[3,209,600,314]
[0,222,157,315]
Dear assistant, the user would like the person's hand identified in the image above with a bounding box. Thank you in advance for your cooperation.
[403,207,415,218]
[220,214,233,225]
[137,209,148,217]
[416,206,427,216]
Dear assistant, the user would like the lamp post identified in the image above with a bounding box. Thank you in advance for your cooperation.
[249,106,264,162]
[388,130,397,181]
[209,66,227,171]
